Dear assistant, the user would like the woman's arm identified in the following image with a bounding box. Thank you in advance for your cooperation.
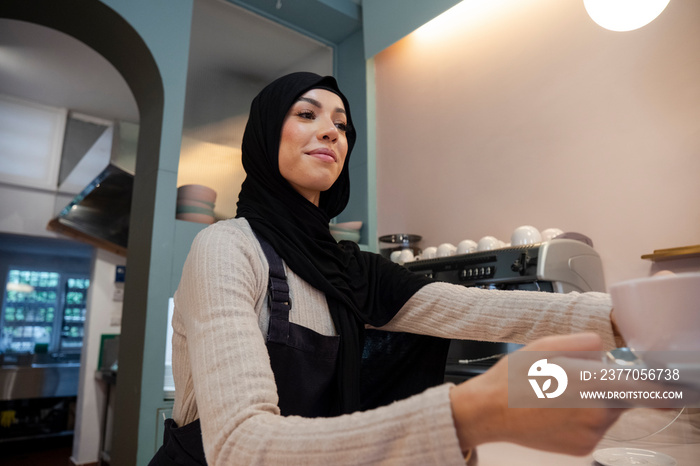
[173,222,465,465]
[380,282,617,348]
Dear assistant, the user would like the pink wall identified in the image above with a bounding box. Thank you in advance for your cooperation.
[374,0,700,287]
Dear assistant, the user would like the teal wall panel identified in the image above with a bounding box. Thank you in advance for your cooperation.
[363,0,461,58]
[335,29,373,247]
[230,0,361,44]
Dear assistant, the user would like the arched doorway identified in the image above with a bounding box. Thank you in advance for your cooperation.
[1,1,168,464]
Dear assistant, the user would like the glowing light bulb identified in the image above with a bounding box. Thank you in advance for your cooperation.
[584,0,670,32]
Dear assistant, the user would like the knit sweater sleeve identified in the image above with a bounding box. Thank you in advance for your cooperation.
[380,282,616,349]
[171,222,465,465]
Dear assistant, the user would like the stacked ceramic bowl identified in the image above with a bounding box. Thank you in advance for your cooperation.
[176,184,217,224]
[330,221,362,243]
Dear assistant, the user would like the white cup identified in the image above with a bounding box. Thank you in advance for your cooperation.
[457,239,478,255]
[511,225,542,246]
[421,246,437,260]
[477,236,500,251]
[541,228,564,242]
[398,249,415,264]
[609,272,700,351]
[437,243,457,258]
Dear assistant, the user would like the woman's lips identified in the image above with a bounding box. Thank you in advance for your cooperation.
[307,148,336,162]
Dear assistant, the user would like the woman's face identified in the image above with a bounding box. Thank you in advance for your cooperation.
[278,88,349,206]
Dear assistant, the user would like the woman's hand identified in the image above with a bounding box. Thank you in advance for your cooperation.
[449,333,625,456]
[610,309,627,348]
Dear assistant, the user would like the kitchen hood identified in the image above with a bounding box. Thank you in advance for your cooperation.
[48,116,138,256]
[49,163,133,256]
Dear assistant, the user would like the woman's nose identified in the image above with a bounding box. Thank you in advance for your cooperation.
[318,118,339,141]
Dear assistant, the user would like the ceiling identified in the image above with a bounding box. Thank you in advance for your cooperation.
[0,0,333,124]
[0,17,138,122]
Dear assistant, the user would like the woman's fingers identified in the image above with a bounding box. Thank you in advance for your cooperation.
[523,332,603,353]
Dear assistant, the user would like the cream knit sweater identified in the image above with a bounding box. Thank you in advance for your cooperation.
[171,218,615,465]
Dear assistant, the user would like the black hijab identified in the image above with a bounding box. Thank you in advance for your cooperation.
[236,72,431,414]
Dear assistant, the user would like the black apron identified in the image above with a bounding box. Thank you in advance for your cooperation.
[149,235,341,465]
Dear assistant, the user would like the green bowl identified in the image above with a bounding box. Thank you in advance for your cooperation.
[176,205,214,215]
[330,230,361,243]
[330,225,361,233]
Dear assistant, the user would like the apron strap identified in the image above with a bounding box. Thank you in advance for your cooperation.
[255,233,291,343]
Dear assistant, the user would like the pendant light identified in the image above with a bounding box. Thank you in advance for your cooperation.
[584,0,670,32]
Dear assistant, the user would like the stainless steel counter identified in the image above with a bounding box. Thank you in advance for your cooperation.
[0,363,80,400]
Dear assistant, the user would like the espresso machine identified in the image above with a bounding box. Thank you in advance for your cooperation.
[404,238,607,382]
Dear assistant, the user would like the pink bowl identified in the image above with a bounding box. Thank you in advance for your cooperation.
[177,184,217,203]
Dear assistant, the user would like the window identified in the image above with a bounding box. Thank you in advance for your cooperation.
[2,270,59,353]
[0,233,93,357]
[1,269,89,354]
[0,96,67,191]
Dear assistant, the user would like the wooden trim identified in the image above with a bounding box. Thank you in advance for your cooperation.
[641,244,700,262]
[47,218,127,257]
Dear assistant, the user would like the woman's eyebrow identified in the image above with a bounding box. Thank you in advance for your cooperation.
[298,96,346,115]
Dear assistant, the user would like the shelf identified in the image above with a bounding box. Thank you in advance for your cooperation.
[0,428,74,444]
[641,244,700,262]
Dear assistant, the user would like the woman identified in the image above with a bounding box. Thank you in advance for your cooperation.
[154,72,623,465]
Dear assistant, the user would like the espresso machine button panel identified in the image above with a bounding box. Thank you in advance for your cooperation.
[459,266,495,281]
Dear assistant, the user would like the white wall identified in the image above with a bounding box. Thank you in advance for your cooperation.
[71,248,124,465]
[0,95,73,238]
[374,0,700,287]
[0,183,75,238]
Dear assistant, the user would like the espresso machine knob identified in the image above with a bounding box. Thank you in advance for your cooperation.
[511,252,535,275]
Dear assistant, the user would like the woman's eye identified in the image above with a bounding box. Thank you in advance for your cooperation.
[296,110,315,120]
[335,122,347,132]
